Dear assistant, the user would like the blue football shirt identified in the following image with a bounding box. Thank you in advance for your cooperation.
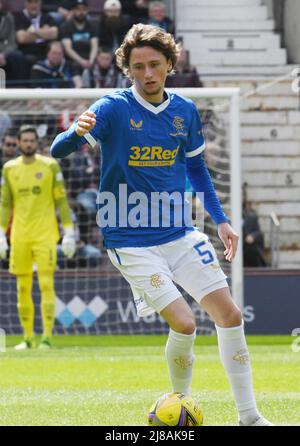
[53,86,206,248]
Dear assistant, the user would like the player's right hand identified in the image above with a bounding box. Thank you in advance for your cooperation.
[75,110,96,137]
[0,229,8,260]
[218,222,239,262]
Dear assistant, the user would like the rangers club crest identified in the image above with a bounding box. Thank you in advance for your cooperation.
[170,116,187,137]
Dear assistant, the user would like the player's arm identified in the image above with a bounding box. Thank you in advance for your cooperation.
[0,166,13,259]
[186,153,228,225]
[186,104,238,261]
[50,111,96,159]
[0,166,13,232]
[51,97,114,159]
[51,162,76,258]
[186,153,238,262]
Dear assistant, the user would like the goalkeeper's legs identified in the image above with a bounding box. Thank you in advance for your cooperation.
[201,287,268,426]
[160,297,196,396]
[16,274,34,341]
[38,271,55,340]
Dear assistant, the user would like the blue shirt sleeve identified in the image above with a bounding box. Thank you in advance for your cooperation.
[89,96,114,142]
[51,96,114,159]
[50,123,85,158]
[185,103,206,158]
[186,153,228,225]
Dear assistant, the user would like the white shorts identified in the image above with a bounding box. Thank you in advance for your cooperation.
[107,230,228,318]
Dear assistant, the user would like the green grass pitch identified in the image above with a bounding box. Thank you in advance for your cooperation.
[0,335,299,426]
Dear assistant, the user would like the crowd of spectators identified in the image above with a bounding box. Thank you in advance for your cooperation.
[0,0,204,89]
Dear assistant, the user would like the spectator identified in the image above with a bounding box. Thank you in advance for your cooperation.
[60,0,98,74]
[243,186,267,267]
[166,44,202,88]
[42,1,74,26]
[0,130,19,170]
[0,0,27,86]
[30,40,82,87]
[148,1,174,35]
[121,0,149,24]
[98,0,130,54]
[82,46,123,87]
[0,111,12,142]
[14,0,58,80]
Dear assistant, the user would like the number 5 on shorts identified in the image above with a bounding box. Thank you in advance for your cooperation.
[194,240,214,265]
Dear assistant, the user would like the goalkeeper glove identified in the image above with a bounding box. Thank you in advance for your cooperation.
[62,227,76,259]
[0,228,8,260]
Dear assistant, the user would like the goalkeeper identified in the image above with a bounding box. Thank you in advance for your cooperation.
[0,125,76,350]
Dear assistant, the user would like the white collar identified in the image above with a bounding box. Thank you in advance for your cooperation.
[131,85,170,115]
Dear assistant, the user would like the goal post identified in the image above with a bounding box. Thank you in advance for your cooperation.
[0,87,243,334]
[229,90,243,311]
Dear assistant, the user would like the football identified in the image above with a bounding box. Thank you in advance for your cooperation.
[148,392,203,426]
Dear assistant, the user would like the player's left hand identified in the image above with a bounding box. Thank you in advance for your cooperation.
[217,222,239,262]
[62,227,76,259]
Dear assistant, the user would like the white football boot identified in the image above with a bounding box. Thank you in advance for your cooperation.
[239,416,274,426]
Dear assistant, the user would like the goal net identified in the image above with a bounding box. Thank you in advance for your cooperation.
[0,88,242,335]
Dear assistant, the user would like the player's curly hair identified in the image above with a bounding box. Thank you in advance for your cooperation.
[115,24,180,78]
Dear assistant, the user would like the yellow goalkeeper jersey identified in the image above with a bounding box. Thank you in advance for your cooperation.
[0,154,72,243]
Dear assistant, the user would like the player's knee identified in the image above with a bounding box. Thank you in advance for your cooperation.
[17,277,32,301]
[38,273,54,295]
[176,317,196,335]
[219,307,243,328]
[17,283,30,297]
[40,282,54,295]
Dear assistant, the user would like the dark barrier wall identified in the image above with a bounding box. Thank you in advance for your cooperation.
[0,269,299,335]
[242,269,300,335]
